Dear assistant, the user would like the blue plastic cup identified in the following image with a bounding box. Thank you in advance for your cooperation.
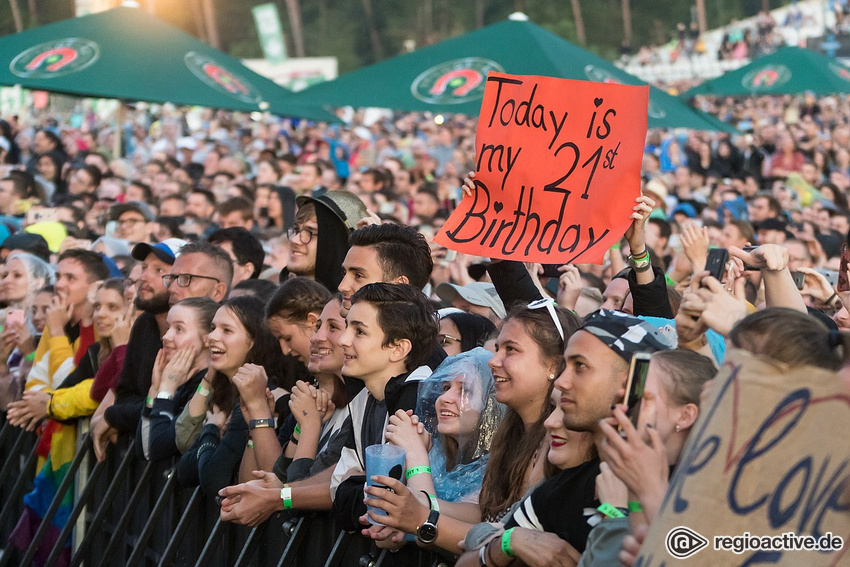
[365,444,406,525]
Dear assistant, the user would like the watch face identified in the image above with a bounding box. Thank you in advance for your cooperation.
[417,523,438,544]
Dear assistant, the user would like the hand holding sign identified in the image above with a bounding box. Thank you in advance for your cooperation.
[435,73,649,264]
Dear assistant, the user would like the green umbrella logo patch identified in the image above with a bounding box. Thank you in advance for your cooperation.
[411,57,504,104]
[584,65,664,119]
[10,38,100,78]
[829,62,850,81]
[742,65,791,90]
[185,51,261,104]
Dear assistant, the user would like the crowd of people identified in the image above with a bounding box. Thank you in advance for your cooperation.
[0,74,849,565]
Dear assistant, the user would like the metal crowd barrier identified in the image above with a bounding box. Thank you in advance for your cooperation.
[0,413,454,567]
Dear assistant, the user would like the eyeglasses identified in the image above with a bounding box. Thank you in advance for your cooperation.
[527,298,565,342]
[287,227,318,245]
[162,273,220,288]
[438,333,461,347]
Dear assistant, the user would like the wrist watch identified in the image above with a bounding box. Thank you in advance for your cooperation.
[249,417,274,430]
[416,492,440,544]
[155,391,173,400]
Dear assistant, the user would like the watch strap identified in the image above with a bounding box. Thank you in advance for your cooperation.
[249,417,274,429]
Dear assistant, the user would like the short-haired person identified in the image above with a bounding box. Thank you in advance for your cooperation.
[166,240,232,305]
[110,201,154,244]
[338,223,433,316]
[207,227,265,286]
[218,196,254,230]
[186,188,217,220]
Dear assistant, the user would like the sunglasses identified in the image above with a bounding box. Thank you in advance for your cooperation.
[527,298,564,341]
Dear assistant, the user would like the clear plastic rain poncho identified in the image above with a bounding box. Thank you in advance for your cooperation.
[5,251,54,311]
[416,347,505,503]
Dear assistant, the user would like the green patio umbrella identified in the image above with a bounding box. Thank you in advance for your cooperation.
[0,7,337,122]
[291,15,733,132]
[684,46,850,97]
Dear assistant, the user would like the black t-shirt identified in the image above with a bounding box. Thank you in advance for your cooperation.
[504,459,601,553]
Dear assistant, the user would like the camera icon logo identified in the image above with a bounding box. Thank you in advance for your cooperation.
[665,526,709,559]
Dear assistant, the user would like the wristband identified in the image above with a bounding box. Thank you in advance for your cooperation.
[405,466,432,480]
[597,503,627,519]
[247,440,254,449]
[631,249,649,260]
[281,485,293,510]
[293,423,301,435]
[145,396,153,407]
[24,351,35,362]
[196,383,210,396]
[420,490,440,512]
[478,544,488,567]
[827,292,838,306]
[289,434,299,445]
[628,500,643,513]
[249,417,274,430]
[155,391,173,400]
[500,527,515,558]
[610,242,621,250]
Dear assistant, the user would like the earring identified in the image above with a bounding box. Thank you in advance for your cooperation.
[675,425,681,432]
[548,373,555,381]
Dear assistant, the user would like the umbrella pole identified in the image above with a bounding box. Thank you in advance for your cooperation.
[113,102,124,159]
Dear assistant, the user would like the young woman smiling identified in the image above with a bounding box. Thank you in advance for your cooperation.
[137,297,217,462]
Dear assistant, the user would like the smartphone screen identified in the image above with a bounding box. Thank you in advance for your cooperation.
[5,309,24,328]
[540,264,563,278]
[622,352,652,428]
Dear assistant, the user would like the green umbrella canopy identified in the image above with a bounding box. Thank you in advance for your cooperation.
[685,46,850,97]
[292,15,732,132]
[0,7,337,122]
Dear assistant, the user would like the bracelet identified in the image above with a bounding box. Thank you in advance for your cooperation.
[597,503,627,519]
[827,292,838,306]
[197,442,217,457]
[501,528,515,558]
[631,249,648,260]
[628,500,643,513]
[478,544,488,567]
[405,466,432,480]
[293,423,301,435]
[196,383,210,396]
[280,485,293,510]
[289,434,299,445]
[24,351,35,362]
[249,417,274,430]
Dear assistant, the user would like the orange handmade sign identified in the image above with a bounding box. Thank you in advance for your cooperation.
[434,73,649,264]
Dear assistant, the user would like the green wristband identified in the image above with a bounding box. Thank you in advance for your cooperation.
[597,503,626,519]
[145,396,153,406]
[24,352,36,362]
[501,528,515,557]
[405,465,432,480]
[628,500,643,513]
[281,486,293,510]
[293,423,301,435]
[610,243,621,250]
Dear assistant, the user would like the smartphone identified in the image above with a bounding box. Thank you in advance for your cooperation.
[25,207,60,225]
[840,244,850,293]
[791,271,805,290]
[816,268,839,288]
[6,309,24,328]
[705,248,729,281]
[622,352,652,428]
[541,264,563,278]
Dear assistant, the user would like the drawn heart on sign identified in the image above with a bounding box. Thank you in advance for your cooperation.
[494,202,504,213]
[594,97,604,107]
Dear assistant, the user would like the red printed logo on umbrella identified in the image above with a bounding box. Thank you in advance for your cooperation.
[829,62,850,81]
[10,38,100,79]
[184,51,262,104]
[742,65,791,90]
[584,65,665,119]
[411,58,504,104]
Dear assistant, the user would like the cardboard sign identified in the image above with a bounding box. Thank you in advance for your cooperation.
[434,73,649,264]
[636,349,850,566]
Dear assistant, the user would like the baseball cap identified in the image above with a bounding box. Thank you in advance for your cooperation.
[109,201,155,222]
[579,309,673,362]
[436,282,507,320]
[131,238,186,265]
[296,190,368,231]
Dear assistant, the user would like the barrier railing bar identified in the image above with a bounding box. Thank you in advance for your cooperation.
[232,523,264,567]
[19,434,93,567]
[94,459,156,567]
[125,468,179,567]
[322,531,353,567]
[275,517,309,567]
[192,516,226,567]
[44,454,105,567]
[70,445,137,567]
[0,432,42,567]
[0,426,30,488]
[156,486,203,567]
